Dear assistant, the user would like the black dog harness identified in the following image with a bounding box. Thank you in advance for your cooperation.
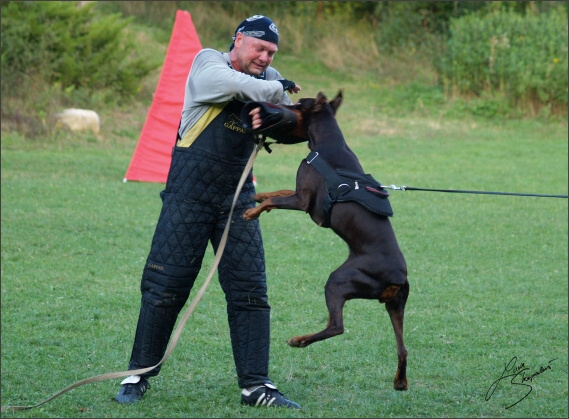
[306,151,393,227]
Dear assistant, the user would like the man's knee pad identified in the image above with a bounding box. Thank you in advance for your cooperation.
[220,270,270,311]
[141,261,199,307]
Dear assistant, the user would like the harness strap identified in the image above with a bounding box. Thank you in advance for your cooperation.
[306,151,344,220]
[306,151,393,227]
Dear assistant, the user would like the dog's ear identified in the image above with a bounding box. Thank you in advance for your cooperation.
[314,92,328,113]
[329,90,343,115]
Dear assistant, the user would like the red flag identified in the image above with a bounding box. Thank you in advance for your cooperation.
[124,10,202,183]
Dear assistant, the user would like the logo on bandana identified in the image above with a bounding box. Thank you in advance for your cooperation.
[269,23,278,36]
[242,30,266,38]
[246,15,265,22]
[234,15,279,47]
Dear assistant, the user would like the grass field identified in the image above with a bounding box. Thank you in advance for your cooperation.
[2,42,568,419]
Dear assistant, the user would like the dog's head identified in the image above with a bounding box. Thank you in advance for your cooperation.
[288,91,343,141]
[294,91,343,118]
[240,91,343,146]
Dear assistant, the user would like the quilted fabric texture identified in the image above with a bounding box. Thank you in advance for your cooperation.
[128,144,271,387]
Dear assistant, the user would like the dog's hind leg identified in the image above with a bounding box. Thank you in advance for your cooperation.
[384,280,409,390]
[287,268,356,348]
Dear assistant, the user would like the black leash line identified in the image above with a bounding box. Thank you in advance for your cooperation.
[385,185,568,199]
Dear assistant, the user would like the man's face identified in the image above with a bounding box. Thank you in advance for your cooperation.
[232,32,278,76]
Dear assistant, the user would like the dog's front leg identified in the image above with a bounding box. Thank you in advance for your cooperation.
[243,192,303,220]
[242,198,278,220]
[253,189,295,203]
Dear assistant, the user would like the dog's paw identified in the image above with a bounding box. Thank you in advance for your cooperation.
[287,337,307,348]
[394,378,408,391]
[242,209,257,221]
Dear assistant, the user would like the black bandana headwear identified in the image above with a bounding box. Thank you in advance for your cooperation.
[229,15,279,51]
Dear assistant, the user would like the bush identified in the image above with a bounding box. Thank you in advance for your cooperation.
[1,1,160,97]
[1,1,162,138]
[438,7,568,116]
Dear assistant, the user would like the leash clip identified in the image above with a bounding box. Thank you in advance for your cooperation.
[388,184,406,191]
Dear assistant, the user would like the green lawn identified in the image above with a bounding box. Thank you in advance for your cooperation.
[1,84,567,417]
[2,1,568,416]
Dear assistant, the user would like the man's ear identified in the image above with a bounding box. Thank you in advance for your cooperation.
[234,32,244,48]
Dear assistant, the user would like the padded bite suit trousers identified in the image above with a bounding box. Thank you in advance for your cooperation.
[127,147,271,388]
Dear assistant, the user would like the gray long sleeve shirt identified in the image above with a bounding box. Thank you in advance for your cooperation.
[178,48,293,139]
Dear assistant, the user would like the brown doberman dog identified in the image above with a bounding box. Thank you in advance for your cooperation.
[242,91,409,391]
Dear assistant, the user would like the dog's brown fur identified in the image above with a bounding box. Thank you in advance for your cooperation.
[243,92,409,390]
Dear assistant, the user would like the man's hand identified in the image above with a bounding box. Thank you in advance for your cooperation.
[278,79,302,94]
[289,83,302,94]
[248,107,263,130]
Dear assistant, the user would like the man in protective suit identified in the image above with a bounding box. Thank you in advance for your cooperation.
[115,15,302,408]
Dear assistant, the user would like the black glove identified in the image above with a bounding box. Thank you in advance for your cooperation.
[278,79,296,92]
